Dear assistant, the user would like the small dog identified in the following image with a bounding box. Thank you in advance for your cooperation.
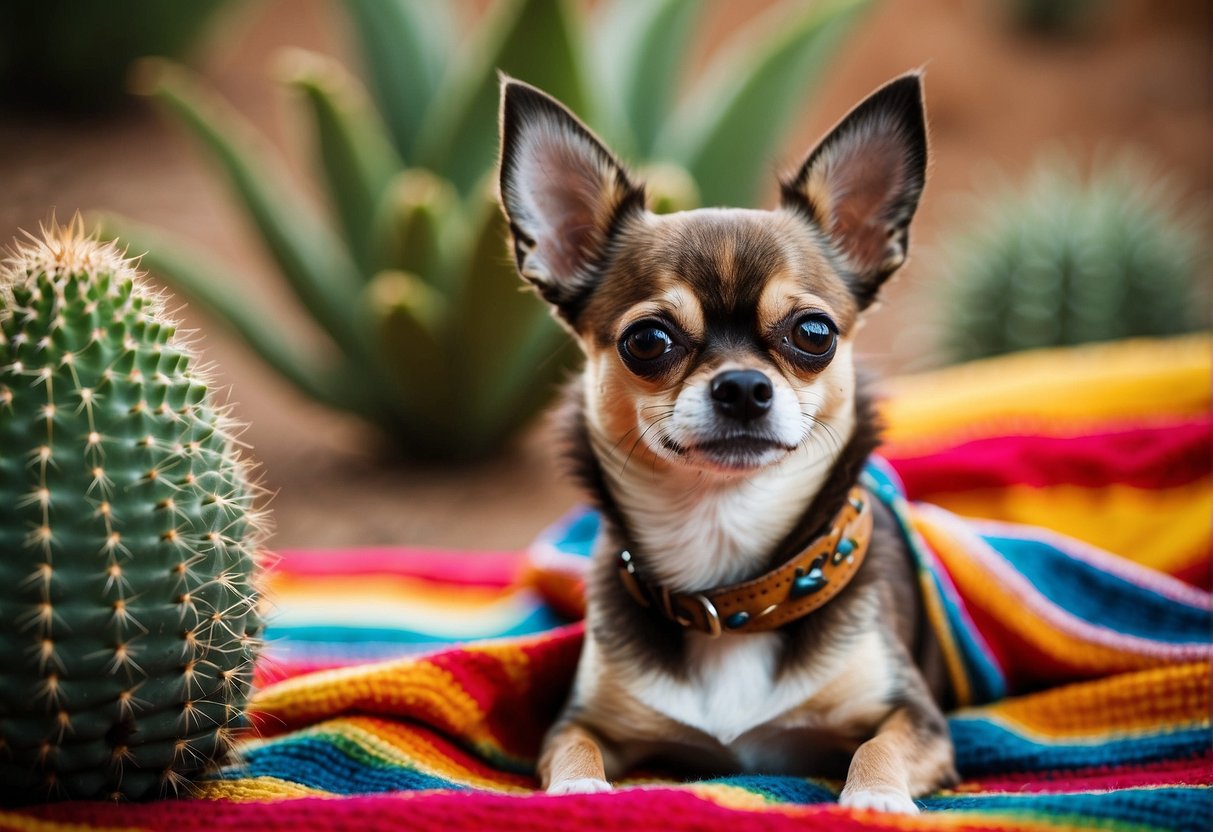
[497,72,957,814]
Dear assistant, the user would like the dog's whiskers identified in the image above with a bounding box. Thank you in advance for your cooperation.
[620,414,674,477]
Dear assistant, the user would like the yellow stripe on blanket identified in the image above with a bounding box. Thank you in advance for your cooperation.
[251,657,485,731]
[930,481,1211,578]
[268,579,545,637]
[269,573,520,609]
[0,813,145,832]
[975,663,1211,739]
[882,334,1210,449]
[192,776,332,801]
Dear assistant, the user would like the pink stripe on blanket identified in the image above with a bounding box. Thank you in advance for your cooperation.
[273,547,525,586]
[13,784,984,832]
[968,756,1213,793]
[888,417,1210,494]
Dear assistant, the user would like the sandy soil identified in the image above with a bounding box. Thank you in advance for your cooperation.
[1,0,1208,551]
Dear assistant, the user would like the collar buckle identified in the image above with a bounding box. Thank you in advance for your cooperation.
[680,593,722,638]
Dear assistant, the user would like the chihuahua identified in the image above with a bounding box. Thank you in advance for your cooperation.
[497,72,957,814]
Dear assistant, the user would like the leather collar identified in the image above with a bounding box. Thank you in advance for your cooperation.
[615,486,873,636]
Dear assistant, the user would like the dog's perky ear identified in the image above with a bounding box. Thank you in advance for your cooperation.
[498,77,644,323]
[781,73,927,309]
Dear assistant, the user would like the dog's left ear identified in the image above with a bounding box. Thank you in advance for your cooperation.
[781,73,927,309]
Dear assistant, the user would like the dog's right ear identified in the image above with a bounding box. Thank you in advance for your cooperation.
[780,73,927,310]
[498,77,643,323]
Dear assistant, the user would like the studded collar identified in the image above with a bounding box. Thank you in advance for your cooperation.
[615,486,873,636]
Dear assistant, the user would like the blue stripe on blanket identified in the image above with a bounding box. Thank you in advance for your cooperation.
[217,737,468,794]
[985,534,1211,643]
[950,718,1210,774]
[924,789,1213,832]
[264,606,568,647]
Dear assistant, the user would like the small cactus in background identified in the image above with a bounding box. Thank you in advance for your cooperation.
[0,222,267,801]
[937,154,1209,363]
[101,0,869,462]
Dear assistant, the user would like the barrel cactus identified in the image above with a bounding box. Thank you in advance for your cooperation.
[937,154,1209,363]
[0,222,267,801]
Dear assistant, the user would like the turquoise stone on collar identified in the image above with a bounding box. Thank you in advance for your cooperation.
[833,537,857,565]
[790,555,829,598]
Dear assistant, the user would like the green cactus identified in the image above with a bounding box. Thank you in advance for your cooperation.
[100,0,869,461]
[937,154,1210,363]
[0,222,267,802]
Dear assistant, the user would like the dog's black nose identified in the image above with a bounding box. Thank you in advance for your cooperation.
[710,369,773,422]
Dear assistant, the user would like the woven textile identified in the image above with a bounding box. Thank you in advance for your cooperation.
[4,336,1210,832]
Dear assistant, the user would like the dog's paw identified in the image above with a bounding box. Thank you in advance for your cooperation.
[547,777,613,795]
[839,787,919,815]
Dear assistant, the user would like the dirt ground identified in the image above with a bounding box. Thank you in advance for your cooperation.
[2,0,1209,551]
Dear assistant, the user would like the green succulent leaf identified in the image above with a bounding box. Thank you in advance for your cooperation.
[640,162,700,214]
[343,0,453,160]
[415,0,587,195]
[142,60,367,358]
[655,0,869,207]
[450,184,569,444]
[476,325,577,456]
[589,0,700,157]
[94,213,349,410]
[366,269,453,439]
[279,48,404,277]
[374,169,460,287]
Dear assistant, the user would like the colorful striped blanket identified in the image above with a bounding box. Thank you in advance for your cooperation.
[5,337,1211,832]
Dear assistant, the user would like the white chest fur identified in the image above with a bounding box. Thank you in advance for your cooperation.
[631,632,816,745]
[621,626,892,753]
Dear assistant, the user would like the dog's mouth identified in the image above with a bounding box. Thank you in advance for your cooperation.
[661,434,796,471]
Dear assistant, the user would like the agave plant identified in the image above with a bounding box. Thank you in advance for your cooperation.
[102,0,869,461]
[936,153,1209,363]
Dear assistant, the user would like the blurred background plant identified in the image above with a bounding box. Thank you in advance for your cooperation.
[0,0,233,112]
[101,0,869,462]
[936,152,1209,364]
[4,0,1209,548]
[996,0,1098,36]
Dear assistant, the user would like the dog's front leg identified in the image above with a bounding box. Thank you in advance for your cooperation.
[838,700,957,815]
[538,720,614,795]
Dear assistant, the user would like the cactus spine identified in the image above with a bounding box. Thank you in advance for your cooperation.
[0,222,267,801]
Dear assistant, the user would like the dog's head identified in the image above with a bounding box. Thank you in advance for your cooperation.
[498,75,926,477]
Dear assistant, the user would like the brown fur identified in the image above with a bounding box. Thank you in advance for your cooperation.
[538,723,608,789]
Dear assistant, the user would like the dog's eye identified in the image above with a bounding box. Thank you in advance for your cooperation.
[790,315,837,357]
[623,325,674,361]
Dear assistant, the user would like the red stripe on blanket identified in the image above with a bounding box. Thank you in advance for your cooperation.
[886,417,1211,494]
[962,755,1213,793]
[1173,557,1212,589]
[273,547,525,586]
[427,626,582,758]
[17,787,1018,832]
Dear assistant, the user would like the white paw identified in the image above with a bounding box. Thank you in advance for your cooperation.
[547,777,612,795]
[839,787,919,814]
